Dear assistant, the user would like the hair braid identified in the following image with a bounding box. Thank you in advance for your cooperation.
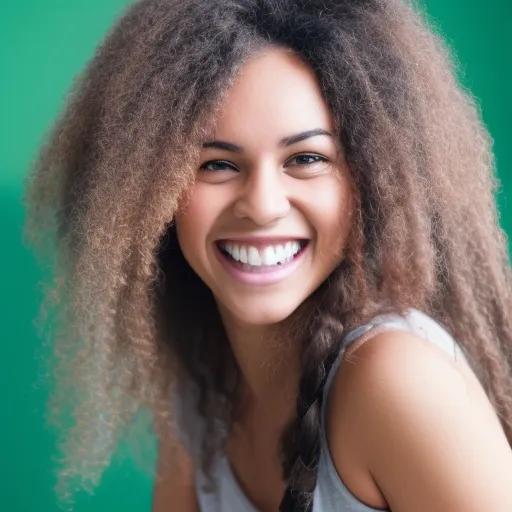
[279,312,345,511]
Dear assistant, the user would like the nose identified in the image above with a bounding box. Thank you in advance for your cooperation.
[233,164,291,225]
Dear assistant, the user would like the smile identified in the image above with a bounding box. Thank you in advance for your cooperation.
[219,240,306,266]
[214,239,309,285]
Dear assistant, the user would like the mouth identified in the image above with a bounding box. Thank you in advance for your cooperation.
[214,239,310,285]
[217,239,308,267]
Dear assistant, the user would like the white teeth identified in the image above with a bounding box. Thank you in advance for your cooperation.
[262,246,277,266]
[247,246,262,266]
[239,246,248,264]
[220,241,304,266]
[275,245,286,263]
[232,245,240,261]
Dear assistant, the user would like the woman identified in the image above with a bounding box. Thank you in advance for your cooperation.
[24,0,512,511]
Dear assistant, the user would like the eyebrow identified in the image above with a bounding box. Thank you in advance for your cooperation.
[202,128,334,152]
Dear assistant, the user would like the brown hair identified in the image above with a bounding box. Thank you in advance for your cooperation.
[23,0,512,509]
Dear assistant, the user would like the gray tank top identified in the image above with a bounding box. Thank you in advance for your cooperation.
[175,308,470,511]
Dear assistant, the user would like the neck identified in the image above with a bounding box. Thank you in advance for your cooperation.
[217,305,301,421]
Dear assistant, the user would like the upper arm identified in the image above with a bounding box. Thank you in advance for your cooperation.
[152,422,198,512]
[330,329,512,512]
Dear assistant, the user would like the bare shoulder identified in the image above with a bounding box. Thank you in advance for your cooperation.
[327,328,512,512]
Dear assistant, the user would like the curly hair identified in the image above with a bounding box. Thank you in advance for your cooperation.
[23,0,512,510]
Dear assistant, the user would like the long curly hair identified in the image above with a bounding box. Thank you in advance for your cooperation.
[23,0,512,510]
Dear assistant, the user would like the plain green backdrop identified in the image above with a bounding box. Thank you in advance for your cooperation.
[1,0,510,510]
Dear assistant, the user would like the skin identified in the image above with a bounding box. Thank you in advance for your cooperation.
[154,48,512,512]
[175,47,354,403]
[330,328,512,512]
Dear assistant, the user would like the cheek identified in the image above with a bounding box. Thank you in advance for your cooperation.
[309,176,354,247]
[175,191,210,260]
[175,184,228,267]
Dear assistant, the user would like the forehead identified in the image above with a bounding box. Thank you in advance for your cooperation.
[211,48,335,144]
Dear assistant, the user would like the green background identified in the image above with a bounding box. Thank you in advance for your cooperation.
[1,0,510,510]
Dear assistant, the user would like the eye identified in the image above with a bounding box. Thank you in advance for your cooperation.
[284,153,332,179]
[199,160,238,172]
[285,153,328,167]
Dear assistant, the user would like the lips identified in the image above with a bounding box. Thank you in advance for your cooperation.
[213,238,310,285]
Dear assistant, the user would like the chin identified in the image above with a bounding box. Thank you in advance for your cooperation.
[224,298,302,327]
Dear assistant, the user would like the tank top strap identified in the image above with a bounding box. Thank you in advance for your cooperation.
[322,307,467,407]
[339,312,411,349]
[323,309,416,406]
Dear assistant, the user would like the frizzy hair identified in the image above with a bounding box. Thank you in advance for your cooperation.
[23,0,512,510]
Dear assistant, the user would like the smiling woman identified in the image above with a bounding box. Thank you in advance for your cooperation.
[176,49,353,325]
[22,1,512,512]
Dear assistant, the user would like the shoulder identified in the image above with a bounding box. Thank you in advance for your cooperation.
[326,328,512,512]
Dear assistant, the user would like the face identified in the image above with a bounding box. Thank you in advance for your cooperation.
[176,48,354,328]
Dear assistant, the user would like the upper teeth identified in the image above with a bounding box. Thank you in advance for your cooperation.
[221,241,302,266]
